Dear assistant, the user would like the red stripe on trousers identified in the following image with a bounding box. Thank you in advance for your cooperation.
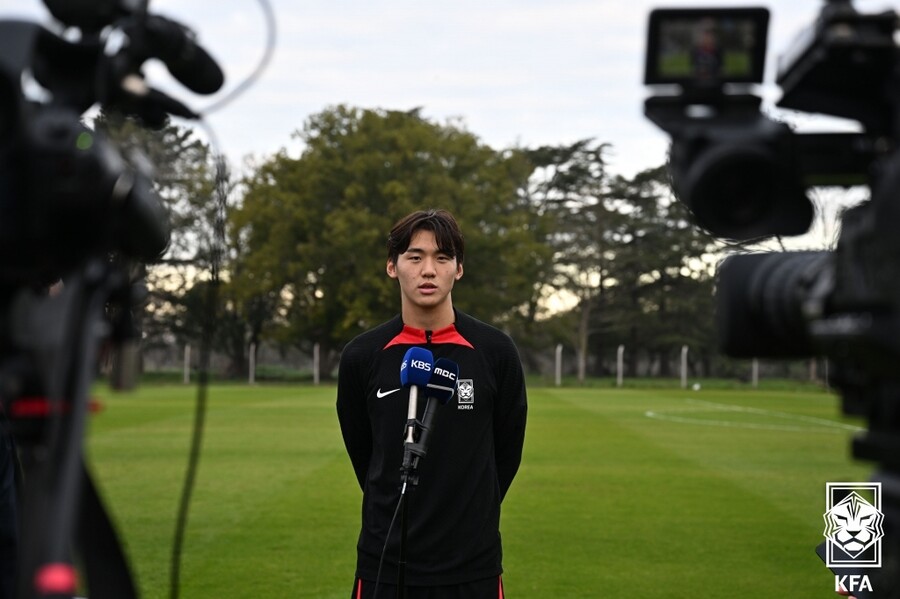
[356,579,362,599]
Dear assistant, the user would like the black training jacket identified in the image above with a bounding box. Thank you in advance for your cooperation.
[336,309,527,586]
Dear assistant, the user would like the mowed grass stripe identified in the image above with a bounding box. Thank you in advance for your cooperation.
[177,456,358,599]
[501,388,869,597]
[83,384,872,598]
[87,385,359,598]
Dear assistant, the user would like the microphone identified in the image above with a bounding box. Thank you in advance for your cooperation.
[399,347,433,445]
[145,15,225,95]
[414,358,459,463]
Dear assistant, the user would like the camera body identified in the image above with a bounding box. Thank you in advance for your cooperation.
[643,1,900,367]
[644,3,896,242]
[0,3,226,289]
[0,97,167,287]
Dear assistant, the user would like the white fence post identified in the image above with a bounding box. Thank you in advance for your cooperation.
[313,343,321,386]
[183,344,190,384]
[554,344,563,387]
[249,343,256,384]
[752,358,759,389]
[617,345,624,388]
[681,345,688,389]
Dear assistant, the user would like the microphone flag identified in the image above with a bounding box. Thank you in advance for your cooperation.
[400,347,433,444]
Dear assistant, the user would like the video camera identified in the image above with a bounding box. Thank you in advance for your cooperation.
[644,2,900,596]
[0,1,223,597]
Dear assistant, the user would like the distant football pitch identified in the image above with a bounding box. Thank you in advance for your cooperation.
[83,383,870,598]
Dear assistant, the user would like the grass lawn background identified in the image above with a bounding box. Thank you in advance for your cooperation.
[83,382,870,598]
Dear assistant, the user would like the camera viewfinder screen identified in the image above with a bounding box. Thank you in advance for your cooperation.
[644,8,769,85]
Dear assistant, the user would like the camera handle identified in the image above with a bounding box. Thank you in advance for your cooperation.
[6,259,137,599]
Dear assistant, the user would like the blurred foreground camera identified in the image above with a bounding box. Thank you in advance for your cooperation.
[0,2,224,598]
[644,0,900,366]
[645,2,900,596]
[643,7,813,240]
[0,102,169,287]
[644,2,886,241]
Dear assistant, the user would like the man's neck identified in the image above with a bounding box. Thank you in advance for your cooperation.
[401,303,455,332]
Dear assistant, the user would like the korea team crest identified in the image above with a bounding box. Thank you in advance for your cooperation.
[823,482,884,568]
[457,379,475,410]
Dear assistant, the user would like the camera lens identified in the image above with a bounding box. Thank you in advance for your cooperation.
[686,144,780,237]
[671,118,814,242]
[717,251,831,357]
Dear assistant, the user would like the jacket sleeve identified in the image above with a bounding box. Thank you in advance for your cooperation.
[336,342,372,491]
[493,335,527,501]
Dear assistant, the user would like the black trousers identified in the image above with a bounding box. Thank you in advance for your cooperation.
[0,428,17,599]
[351,576,504,599]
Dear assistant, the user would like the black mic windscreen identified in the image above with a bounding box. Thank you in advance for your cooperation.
[147,15,225,95]
[427,358,458,404]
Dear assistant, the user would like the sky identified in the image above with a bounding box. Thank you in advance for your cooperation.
[1,0,893,179]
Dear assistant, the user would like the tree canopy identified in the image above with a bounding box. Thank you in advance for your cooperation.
[231,105,553,371]
[100,105,733,381]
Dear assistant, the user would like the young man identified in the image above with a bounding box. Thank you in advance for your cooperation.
[337,209,527,598]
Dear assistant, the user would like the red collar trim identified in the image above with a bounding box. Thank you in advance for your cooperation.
[384,323,474,349]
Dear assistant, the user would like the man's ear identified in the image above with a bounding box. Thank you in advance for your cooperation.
[386,259,398,279]
[455,263,464,280]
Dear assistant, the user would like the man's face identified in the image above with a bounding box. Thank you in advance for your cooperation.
[387,229,463,312]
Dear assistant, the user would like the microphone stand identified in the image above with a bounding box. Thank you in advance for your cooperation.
[394,361,454,599]
[397,477,409,599]
[397,420,417,599]
[397,419,430,599]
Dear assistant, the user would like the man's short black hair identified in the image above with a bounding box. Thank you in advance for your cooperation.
[387,209,465,266]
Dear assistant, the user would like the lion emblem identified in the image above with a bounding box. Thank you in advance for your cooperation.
[823,491,884,558]
[457,379,475,404]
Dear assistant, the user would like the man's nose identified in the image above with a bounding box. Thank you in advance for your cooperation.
[421,257,437,274]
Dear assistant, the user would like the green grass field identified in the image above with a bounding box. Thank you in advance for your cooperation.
[83,383,870,598]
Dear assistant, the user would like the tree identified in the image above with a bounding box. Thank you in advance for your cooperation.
[232,106,551,375]
[93,111,246,372]
[527,144,720,381]
[526,139,626,382]
[602,165,718,376]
